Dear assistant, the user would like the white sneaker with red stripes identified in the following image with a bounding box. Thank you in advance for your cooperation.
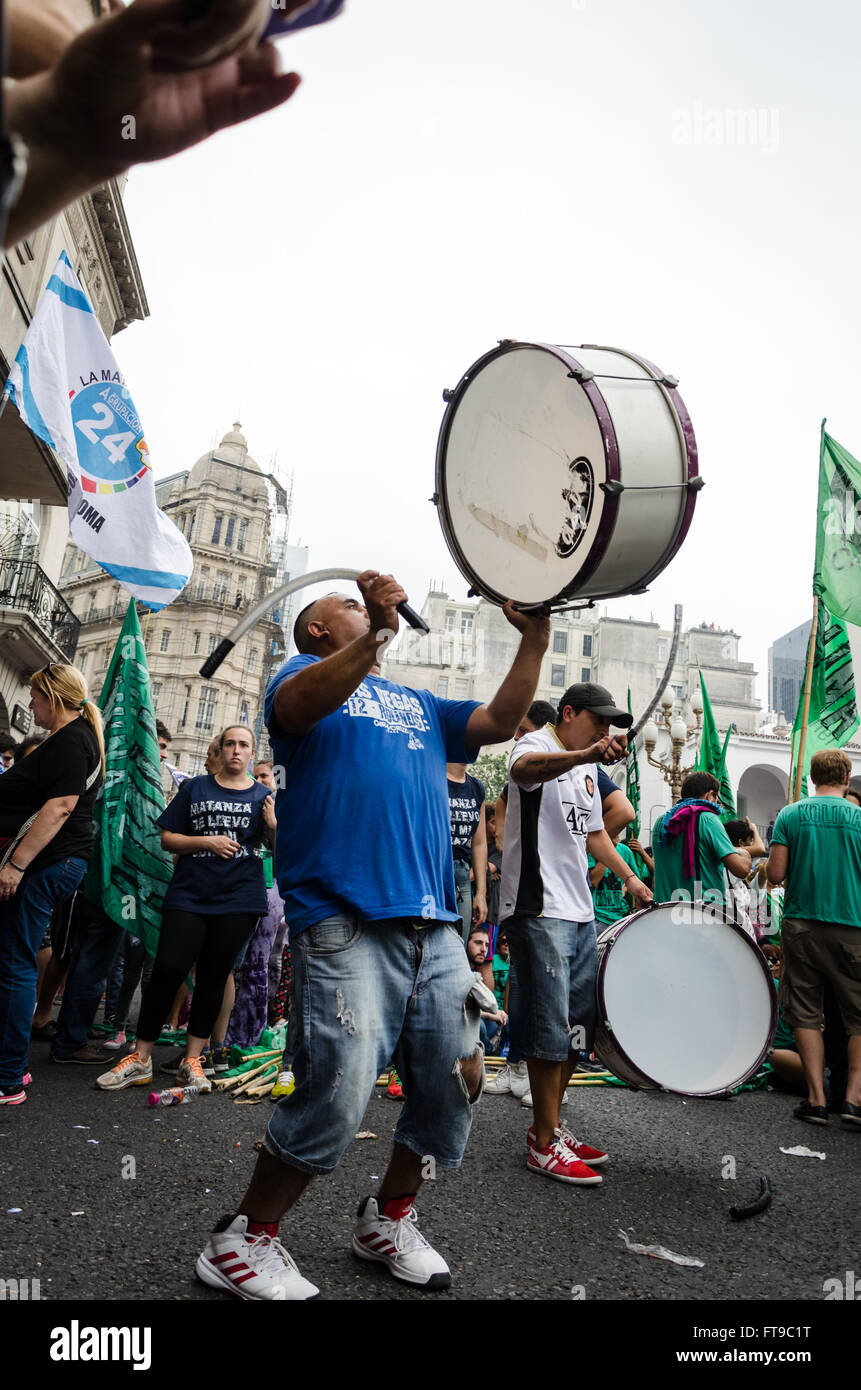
[352,1196,451,1288]
[196,1215,319,1300]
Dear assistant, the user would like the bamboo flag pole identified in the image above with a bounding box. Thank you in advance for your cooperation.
[792,595,819,803]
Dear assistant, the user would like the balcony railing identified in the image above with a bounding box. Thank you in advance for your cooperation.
[0,560,81,661]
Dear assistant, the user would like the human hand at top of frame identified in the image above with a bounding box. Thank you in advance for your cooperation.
[8,0,302,188]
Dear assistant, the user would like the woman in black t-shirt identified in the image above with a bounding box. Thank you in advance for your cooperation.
[97,724,274,1096]
[0,663,105,1106]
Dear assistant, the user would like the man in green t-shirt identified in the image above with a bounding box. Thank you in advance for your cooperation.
[588,836,639,926]
[767,748,861,1129]
[651,771,751,910]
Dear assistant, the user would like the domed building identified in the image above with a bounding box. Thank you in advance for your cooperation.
[60,424,307,773]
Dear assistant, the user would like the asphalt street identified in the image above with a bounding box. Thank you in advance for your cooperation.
[1,1039,858,1312]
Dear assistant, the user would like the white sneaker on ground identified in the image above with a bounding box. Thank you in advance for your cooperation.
[484,1063,514,1094]
[196,1215,318,1300]
[486,1060,531,1097]
[178,1056,212,1094]
[520,1087,568,1108]
[95,1050,152,1090]
[352,1196,451,1288]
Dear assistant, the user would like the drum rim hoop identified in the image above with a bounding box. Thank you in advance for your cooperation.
[433,340,621,606]
[595,901,778,1097]
[605,346,700,593]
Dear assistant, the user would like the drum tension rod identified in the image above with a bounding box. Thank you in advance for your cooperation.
[569,371,680,387]
[598,480,706,493]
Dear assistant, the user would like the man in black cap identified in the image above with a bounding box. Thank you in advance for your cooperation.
[499,683,652,1186]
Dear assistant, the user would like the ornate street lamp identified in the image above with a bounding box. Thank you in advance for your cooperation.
[642,689,703,803]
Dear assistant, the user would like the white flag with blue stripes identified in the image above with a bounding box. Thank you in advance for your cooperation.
[3,252,192,611]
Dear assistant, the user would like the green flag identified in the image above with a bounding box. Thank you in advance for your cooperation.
[83,600,173,957]
[815,425,861,625]
[692,670,736,817]
[789,602,859,799]
[625,688,641,842]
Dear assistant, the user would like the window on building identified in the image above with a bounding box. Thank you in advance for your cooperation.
[160,629,171,653]
[248,647,256,672]
[179,684,191,730]
[237,519,248,552]
[460,613,473,636]
[672,683,684,699]
[441,641,452,665]
[195,685,217,732]
[444,609,456,632]
[454,678,469,697]
[225,516,236,548]
[582,634,593,657]
[553,631,567,654]
[657,639,668,661]
[207,634,218,655]
[437,676,449,697]
[196,566,209,600]
[551,664,566,687]
[151,682,162,707]
[212,514,223,544]
[213,570,229,602]
[193,631,201,655]
[581,667,591,683]
[240,701,250,725]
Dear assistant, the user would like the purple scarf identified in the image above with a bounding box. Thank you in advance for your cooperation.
[659,799,723,878]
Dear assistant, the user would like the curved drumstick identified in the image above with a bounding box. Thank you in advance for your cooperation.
[198,566,429,679]
[626,603,683,745]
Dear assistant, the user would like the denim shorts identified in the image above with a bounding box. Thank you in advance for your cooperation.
[264,915,482,1174]
[503,916,597,1062]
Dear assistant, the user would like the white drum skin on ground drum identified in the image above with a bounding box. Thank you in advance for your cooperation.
[436,341,698,606]
[595,904,777,1096]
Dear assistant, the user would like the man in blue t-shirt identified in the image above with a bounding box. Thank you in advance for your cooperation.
[195,569,549,1302]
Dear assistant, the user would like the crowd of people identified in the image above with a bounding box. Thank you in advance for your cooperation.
[0,572,859,1301]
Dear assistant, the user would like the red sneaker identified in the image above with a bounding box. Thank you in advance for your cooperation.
[527,1123,608,1166]
[526,1134,602,1185]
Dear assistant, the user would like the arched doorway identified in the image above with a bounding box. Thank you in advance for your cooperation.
[737,764,788,838]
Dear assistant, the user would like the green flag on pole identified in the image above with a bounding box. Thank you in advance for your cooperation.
[625,688,640,842]
[692,670,736,817]
[83,599,173,957]
[789,603,859,798]
[815,425,861,625]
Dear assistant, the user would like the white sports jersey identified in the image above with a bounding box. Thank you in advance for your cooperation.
[499,725,603,922]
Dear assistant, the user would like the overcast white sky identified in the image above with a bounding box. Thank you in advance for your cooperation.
[114,0,861,709]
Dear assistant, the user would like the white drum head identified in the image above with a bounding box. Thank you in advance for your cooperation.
[439,346,608,604]
[598,904,775,1094]
[435,341,698,607]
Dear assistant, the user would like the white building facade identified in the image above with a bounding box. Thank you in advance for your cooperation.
[383,585,861,837]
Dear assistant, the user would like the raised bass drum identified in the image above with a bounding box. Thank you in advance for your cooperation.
[594,902,777,1096]
[434,341,700,605]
